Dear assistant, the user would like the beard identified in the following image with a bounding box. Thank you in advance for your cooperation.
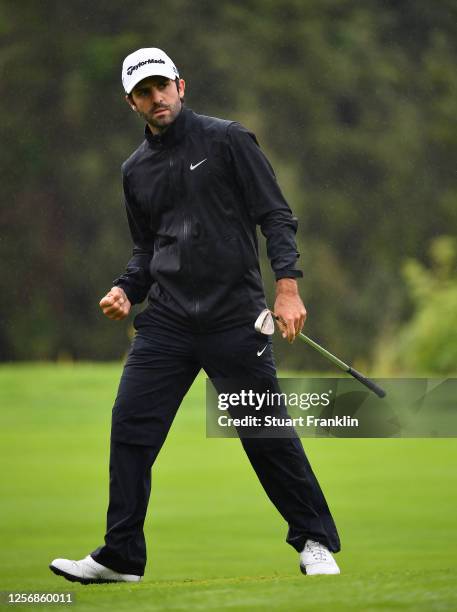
[138,98,183,133]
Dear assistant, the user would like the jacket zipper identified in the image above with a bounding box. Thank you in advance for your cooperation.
[182,215,200,323]
[170,150,200,325]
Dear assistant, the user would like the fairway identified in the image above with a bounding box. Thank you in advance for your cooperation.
[1,364,456,611]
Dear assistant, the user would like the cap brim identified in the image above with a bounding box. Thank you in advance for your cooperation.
[124,66,178,94]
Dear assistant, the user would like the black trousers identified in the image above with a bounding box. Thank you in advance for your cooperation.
[91,318,340,575]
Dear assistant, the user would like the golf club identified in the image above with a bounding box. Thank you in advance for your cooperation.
[254,309,386,398]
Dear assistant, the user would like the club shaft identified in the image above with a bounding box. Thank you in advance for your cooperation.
[298,333,386,398]
[270,312,386,397]
[298,333,349,371]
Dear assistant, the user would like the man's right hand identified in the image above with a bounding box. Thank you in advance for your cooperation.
[99,287,131,320]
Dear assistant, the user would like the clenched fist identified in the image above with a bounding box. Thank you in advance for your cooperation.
[99,287,131,320]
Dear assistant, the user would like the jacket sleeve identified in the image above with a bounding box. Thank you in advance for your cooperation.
[227,122,303,280]
[112,171,155,304]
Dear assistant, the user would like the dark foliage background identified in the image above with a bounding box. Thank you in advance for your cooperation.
[1,0,456,370]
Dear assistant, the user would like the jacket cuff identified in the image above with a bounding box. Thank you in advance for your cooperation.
[112,280,146,305]
[275,269,303,281]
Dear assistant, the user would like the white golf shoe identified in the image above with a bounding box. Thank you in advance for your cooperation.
[299,539,341,575]
[49,554,142,584]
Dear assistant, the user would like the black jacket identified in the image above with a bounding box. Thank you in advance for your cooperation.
[114,106,302,331]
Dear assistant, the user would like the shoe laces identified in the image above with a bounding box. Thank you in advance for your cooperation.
[305,540,332,562]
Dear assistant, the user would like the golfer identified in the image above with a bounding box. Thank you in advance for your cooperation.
[50,48,341,583]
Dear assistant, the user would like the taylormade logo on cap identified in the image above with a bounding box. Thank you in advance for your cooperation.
[122,48,179,94]
[126,58,165,76]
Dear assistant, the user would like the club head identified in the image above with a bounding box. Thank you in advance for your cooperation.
[254,309,276,335]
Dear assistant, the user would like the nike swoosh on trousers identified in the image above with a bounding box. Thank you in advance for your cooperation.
[257,344,268,357]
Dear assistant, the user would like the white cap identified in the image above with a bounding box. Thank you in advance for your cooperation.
[122,48,179,94]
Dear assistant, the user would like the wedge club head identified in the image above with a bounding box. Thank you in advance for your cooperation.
[254,308,276,335]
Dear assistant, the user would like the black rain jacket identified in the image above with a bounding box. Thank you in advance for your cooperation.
[114,107,303,331]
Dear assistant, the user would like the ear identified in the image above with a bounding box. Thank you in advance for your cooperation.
[178,78,186,100]
[125,94,137,111]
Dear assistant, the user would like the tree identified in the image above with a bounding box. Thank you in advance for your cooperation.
[376,236,457,374]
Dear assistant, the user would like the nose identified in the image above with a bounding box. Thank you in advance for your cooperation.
[150,86,164,105]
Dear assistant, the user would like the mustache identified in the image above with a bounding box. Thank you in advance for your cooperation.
[150,104,169,113]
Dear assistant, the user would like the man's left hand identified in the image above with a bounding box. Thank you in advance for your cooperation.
[274,278,307,343]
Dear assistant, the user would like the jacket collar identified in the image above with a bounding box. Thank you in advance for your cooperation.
[144,106,193,148]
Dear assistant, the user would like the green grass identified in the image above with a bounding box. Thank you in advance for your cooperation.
[1,363,456,611]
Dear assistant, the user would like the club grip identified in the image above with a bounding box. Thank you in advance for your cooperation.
[348,367,386,398]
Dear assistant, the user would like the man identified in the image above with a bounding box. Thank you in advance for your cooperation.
[49,48,340,584]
